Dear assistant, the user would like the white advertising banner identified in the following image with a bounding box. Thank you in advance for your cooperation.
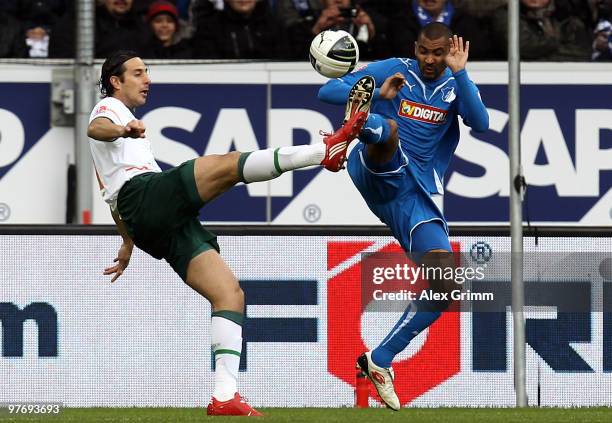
[1,234,611,407]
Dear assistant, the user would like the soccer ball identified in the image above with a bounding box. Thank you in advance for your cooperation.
[309,30,359,78]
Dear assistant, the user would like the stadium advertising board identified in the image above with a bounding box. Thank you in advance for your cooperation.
[0,63,610,225]
[1,234,611,407]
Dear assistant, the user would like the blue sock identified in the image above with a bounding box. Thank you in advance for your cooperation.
[371,299,441,368]
[359,114,390,144]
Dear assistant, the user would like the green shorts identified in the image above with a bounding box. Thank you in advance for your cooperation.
[117,159,219,281]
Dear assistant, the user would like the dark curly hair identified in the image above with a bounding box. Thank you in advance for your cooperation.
[99,50,139,97]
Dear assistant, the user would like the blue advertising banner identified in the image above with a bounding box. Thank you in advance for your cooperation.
[0,63,610,225]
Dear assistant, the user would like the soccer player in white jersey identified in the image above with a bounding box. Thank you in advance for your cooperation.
[87,50,367,416]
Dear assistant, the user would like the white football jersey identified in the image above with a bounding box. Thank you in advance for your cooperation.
[88,96,161,207]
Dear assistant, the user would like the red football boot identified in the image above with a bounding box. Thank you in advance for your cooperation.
[206,393,263,416]
[321,75,375,172]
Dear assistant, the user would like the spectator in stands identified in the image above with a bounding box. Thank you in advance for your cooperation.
[134,0,192,19]
[491,0,592,61]
[459,0,592,23]
[49,0,149,58]
[386,0,491,60]
[192,0,290,59]
[592,0,612,60]
[283,0,389,60]
[144,0,193,58]
[16,0,66,57]
[0,8,28,58]
[137,0,197,38]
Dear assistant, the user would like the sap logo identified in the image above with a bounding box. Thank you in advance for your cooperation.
[472,281,612,372]
[0,302,58,358]
[141,107,333,198]
[448,109,612,198]
[0,109,25,170]
[212,280,318,371]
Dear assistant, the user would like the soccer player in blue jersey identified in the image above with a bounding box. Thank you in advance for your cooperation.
[318,22,489,410]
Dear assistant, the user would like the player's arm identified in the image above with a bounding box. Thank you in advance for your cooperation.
[445,35,489,132]
[317,58,404,104]
[105,208,134,283]
[95,169,133,283]
[110,208,132,246]
[87,117,146,142]
[454,70,488,132]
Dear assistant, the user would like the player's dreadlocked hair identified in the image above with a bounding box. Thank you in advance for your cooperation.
[99,50,139,97]
[419,22,453,42]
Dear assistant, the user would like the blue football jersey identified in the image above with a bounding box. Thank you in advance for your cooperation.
[319,58,489,195]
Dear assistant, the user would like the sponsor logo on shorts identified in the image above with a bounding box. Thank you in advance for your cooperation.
[398,100,447,125]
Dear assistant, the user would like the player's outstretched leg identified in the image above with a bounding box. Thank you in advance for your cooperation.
[192,77,377,202]
[320,75,375,171]
[193,122,371,204]
[357,351,400,411]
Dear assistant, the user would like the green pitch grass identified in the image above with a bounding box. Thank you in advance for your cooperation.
[3,408,612,423]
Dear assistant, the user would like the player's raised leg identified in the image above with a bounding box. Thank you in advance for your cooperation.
[191,127,368,204]
[192,145,327,204]
[184,249,263,416]
[190,75,379,200]
[354,71,410,167]
[323,74,402,170]
[320,75,375,171]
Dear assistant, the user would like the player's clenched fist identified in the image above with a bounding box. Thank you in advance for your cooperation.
[123,119,146,138]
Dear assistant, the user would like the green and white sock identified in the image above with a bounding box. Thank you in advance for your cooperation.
[211,311,243,401]
[238,144,326,183]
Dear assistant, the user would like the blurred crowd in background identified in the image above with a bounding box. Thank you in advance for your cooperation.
[0,0,610,61]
